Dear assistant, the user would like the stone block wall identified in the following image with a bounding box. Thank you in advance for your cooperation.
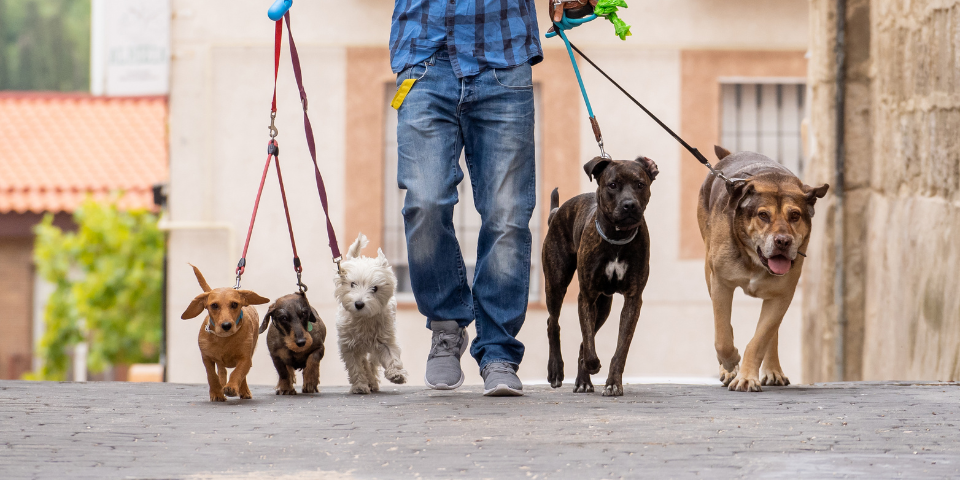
[805,0,960,381]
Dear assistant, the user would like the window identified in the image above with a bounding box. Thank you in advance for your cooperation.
[383,86,543,302]
[719,78,807,176]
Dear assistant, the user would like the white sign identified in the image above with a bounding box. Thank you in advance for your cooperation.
[91,0,170,96]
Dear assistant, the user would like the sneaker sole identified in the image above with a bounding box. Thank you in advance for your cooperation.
[483,384,524,396]
[424,371,465,390]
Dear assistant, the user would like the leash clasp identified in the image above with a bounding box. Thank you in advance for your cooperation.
[268,110,279,139]
[296,270,308,293]
[234,258,246,289]
[333,256,343,276]
[598,137,612,159]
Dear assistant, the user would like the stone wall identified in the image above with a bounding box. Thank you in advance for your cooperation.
[805,0,960,381]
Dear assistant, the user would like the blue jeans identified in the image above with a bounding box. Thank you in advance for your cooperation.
[396,50,536,370]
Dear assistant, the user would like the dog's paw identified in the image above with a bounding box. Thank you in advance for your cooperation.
[210,391,226,402]
[350,384,371,395]
[385,369,408,385]
[223,385,239,397]
[302,385,319,394]
[583,356,602,375]
[727,374,762,392]
[276,387,297,395]
[573,376,594,393]
[240,390,252,400]
[547,359,564,388]
[719,364,740,387]
[602,383,624,397]
[760,369,790,386]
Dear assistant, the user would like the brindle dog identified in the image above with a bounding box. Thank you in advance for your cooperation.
[259,292,327,395]
[699,146,828,392]
[543,156,659,396]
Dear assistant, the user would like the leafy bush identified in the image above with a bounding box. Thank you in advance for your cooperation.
[26,199,163,381]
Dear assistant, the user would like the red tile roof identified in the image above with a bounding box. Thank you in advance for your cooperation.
[0,92,167,214]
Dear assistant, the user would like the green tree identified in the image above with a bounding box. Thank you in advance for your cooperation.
[27,198,163,381]
[0,0,90,91]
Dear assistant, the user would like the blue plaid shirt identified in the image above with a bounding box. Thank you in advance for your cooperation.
[389,0,543,78]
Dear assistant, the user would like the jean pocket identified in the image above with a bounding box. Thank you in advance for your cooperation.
[493,63,533,89]
[397,62,429,87]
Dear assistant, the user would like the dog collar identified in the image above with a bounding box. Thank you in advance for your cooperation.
[595,218,638,245]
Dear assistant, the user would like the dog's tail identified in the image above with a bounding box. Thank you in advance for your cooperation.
[547,188,560,226]
[189,263,212,292]
[346,232,369,260]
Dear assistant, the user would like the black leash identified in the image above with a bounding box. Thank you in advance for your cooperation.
[565,41,743,186]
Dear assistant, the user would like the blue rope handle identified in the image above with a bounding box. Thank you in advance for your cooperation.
[555,25,594,119]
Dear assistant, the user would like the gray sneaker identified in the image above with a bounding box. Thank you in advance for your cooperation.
[481,362,523,396]
[424,320,468,390]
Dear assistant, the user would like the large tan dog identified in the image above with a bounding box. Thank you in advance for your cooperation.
[181,265,270,401]
[698,147,828,392]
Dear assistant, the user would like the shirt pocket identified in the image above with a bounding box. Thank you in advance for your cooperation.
[493,63,533,89]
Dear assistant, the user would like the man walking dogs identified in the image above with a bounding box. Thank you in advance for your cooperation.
[390,0,565,396]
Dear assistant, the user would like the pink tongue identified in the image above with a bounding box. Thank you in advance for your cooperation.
[768,256,792,275]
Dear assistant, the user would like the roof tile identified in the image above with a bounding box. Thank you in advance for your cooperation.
[0,92,168,213]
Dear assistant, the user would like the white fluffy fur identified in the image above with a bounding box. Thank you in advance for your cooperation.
[335,232,408,394]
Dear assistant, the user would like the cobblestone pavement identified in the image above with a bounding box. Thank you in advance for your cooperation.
[1,380,958,479]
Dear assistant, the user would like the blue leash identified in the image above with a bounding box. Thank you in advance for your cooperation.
[553,22,610,159]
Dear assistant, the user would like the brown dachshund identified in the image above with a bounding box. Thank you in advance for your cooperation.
[180,265,269,402]
[259,292,327,395]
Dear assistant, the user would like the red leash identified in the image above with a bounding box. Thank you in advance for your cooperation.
[234,13,341,290]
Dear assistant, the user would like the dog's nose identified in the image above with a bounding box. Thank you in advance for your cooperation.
[354,301,365,310]
[774,235,793,250]
[221,322,232,331]
[620,200,637,211]
[295,338,306,347]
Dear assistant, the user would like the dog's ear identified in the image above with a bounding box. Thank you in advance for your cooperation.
[238,290,270,306]
[583,157,612,182]
[346,232,368,259]
[259,303,275,334]
[635,156,659,182]
[189,263,212,292]
[715,145,732,161]
[376,248,390,267]
[724,179,754,214]
[802,183,830,217]
[181,293,209,319]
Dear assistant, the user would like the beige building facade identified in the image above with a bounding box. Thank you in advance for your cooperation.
[165,0,810,387]
[804,0,960,382]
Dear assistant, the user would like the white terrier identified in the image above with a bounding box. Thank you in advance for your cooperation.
[335,233,409,394]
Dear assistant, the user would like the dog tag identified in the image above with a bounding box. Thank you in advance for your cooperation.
[391,79,417,109]
[307,323,314,332]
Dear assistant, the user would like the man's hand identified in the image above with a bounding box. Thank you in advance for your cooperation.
[547,0,599,37]
[549,0,598,22]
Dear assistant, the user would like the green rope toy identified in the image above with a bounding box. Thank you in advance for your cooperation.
[595,0,631,40]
